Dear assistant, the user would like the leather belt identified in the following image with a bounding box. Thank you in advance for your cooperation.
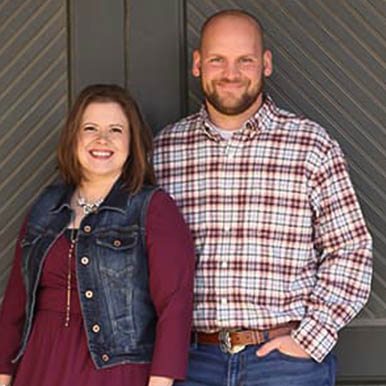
[193,322,299,354]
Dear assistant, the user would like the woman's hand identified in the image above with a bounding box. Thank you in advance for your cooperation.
[0,374,12,386]
[148,376,174,386]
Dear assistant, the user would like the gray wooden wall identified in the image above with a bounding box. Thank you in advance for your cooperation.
[0,0,385,384]
[0,0,68,298]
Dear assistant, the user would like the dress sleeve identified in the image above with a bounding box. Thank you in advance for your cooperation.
[0,218,28,374]
[146,190,195,380]
[291,145,372,362]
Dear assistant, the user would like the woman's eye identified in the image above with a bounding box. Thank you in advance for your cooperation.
[83,126,96,131]
[111,127,123,133]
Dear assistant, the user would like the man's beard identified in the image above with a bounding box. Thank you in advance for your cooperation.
[202,77,264,116]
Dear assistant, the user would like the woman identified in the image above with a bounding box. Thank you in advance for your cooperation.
[0,84,194,386]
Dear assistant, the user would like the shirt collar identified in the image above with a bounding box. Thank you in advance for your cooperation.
[197,93,278,140]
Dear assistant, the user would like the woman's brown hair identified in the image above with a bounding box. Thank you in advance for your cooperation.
[57,84,156,193]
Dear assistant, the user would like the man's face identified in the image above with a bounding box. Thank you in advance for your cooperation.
[193,16,272,116]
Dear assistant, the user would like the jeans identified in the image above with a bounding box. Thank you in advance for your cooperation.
[176,343,337,386]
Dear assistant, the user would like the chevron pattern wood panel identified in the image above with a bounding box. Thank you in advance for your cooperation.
[186,0,386,324]
[0,0,68,300]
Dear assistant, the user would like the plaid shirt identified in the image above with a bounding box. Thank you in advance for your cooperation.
[153,95,372,362]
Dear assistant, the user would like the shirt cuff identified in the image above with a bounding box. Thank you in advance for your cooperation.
[291,316,337,362]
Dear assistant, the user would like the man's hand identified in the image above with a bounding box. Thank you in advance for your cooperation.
[147,376,174,386]
[256,335,311,359]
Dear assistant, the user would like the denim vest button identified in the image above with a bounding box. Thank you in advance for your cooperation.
[113,239,122,247]
[85,290,93,299]
[92,324,101,333]
[101,354,109,362]
[81,256,89,265]
[84,225,92,233]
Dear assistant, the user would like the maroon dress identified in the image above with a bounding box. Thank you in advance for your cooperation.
[0,191,194,386]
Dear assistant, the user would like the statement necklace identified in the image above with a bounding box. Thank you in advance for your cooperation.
[76,193,104,215]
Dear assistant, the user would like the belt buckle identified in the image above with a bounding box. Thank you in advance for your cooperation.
[219,330,232,353]
[218,330,246,354]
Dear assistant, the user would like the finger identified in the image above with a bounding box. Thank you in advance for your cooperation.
[256,339,278,357]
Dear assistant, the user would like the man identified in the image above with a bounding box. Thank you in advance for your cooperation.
[154,9,372,386]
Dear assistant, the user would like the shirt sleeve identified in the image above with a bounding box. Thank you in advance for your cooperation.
[291,145,372,362]
[0,218,28,374]
[146,190,195,380]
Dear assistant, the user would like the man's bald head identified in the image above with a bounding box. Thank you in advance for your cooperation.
[200,9,265,50]
[192,9,272,125]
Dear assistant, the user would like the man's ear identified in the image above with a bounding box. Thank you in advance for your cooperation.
[263,50,273,77]
[192,49,201,77]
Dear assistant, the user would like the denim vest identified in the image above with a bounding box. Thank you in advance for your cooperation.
[14,179,159,369]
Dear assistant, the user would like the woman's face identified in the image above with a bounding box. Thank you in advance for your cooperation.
[77,102,130,183]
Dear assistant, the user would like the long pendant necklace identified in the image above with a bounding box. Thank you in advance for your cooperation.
[65,228,77,327]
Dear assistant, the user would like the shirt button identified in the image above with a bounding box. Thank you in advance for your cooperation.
[101,354,109,362]
[221,262,228,269]
[92,324,101,333]
[85,290,93,299]
[113,239,122,247]
[81,256,89,265]
[84,225,92,233]
[221,297,227,305]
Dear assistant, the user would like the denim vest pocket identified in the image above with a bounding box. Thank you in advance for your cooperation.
[95,228,139,273]
[95,229,138,251]
[95,229,139,349]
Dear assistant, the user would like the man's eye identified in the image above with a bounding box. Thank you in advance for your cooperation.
[240,57,253,64]
[209,57,223,63]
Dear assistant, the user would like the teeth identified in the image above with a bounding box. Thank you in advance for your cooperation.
[90,150,112,157]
